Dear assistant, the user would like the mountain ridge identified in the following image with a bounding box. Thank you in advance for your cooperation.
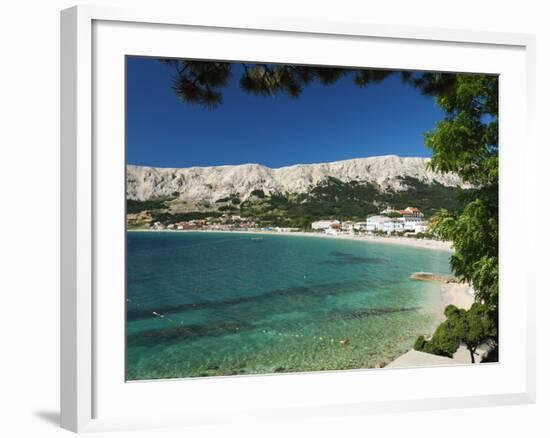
[127,155,467,203]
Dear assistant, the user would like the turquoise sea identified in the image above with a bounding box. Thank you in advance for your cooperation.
[126,231,451,380]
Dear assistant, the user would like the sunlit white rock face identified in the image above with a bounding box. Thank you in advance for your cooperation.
[126,155,467,202]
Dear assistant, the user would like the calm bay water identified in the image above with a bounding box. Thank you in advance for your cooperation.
[126,231,451,380]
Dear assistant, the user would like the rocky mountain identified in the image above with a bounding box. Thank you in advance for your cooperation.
[127,155,467,204]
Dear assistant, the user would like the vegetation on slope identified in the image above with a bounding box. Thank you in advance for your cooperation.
[238,176,470,228]
[127,197,174,214]
[126,175,470,229]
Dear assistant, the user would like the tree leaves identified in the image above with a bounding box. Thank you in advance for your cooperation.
[415,303,497,362]
[169,61,231,109]
[431,196,498,308]
[163,60,400,105]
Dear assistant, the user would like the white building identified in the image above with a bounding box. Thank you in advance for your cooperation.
[382,219,406,233]
[366,215,391,231]
[151,221,166,230]
[403,217,421,229]
[400,207,424,218]
[341,221,355,234]
[367,215,428,234]
[413,222,429,233]
[311,220,340,231]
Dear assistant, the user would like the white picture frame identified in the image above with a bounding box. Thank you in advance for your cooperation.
[60,4,536,433]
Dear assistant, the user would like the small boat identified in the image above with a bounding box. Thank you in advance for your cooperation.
[251,237,264,241]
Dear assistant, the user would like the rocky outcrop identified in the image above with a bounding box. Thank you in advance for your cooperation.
[409,272,459,283]
[127,155,468,203]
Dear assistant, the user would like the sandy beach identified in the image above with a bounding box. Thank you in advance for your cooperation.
[129,228,453,252]
[409,271,475,313]
[441,281,475,311]
[385,278,476,369]
[313,232,453,251]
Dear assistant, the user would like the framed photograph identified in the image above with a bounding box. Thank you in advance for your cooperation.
[61,5,536,432]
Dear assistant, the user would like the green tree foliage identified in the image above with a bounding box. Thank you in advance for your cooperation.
[160,60,427,109]
[415,303,497,363]
[127,196,175,214]
[419,74,499,359]
[238,176,469,228]
[431,197,498,308]
[385,211,402,218]
[159,60,232,109]
[426,74,499,312]
[424,75,498,186]
[215,194,241,205]
[150,211,222,223]
[218,205,238,212]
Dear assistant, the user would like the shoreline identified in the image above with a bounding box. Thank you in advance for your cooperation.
[409,272,474,319]
[128,228,453,252]
[385,279,475,369]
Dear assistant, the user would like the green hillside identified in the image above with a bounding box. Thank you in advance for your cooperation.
[127,176,471,229]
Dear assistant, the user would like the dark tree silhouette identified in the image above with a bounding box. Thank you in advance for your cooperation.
[159,59,460,109]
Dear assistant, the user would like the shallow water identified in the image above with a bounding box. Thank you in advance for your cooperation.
[126,231,451,380]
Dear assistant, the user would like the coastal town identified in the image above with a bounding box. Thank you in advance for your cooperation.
[148,206,431,237]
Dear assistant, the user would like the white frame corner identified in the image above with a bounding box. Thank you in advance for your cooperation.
[60,4,536,433]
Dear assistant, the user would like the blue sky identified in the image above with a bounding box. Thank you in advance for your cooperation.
[126,57,444,168]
